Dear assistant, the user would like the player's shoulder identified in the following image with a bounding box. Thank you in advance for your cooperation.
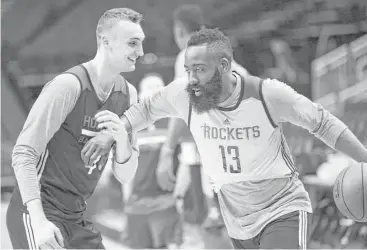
[240,74,294,102]
[246,76,298,102]
[46,73,82,93]
[260,78,299,103]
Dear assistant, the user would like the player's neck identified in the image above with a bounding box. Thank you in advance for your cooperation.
[88,56,119,93]
[218,73,237,103]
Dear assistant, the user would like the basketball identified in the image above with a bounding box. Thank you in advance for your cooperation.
[333,163,367,222]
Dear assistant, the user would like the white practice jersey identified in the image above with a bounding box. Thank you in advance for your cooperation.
[189,78,295,187]
[124,72,347,239]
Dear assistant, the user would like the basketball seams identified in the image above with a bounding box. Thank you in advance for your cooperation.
[334,163,366,222]
[341,163,365,221]
[340,166,360,220]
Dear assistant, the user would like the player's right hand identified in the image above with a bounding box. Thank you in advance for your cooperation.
[81,133,114,166]
[156,146,176,191]
[32,217,65,249]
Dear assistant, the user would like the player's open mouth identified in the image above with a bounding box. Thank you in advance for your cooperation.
[193,89,202,96]
[128,57,136,63]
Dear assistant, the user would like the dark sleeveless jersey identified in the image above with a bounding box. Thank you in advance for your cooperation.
[38,65,130,220]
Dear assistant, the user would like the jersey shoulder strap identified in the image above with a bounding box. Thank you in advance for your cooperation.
[116,74,130,107]
[125,80,130,107]
[62,64,92,91]
[258,79,277,128]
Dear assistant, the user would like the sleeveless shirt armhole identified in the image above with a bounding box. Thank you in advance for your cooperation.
[125,80,131,107]
[62,72,83,94]
[61,65,86,98]
[259,79,277,128]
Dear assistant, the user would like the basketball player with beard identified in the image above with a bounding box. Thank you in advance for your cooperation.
[88,28,367,249]
[157,4,248,232]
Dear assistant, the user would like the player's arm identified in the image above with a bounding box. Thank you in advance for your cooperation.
[122,78,189,133]
[262,78,367,162]
[106,84,139,183]
[12,75,80,245]
[12,75,80,210]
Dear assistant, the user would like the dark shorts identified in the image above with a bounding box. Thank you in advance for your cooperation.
[230,211,312,249]
[6,188,104,249]
[122,206,183,248]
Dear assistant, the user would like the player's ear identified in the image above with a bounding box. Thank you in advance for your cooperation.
[219,57,231,73]
[101,36,109,47]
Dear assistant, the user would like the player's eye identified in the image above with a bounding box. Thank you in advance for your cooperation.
[129,41,137,46]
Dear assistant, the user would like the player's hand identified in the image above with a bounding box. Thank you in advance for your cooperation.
[173,163,191,200]
[156,146,176,191]
[175,197,184,214]
[95,110,129,143]
[31,217,65,249]
[81,132,114,166]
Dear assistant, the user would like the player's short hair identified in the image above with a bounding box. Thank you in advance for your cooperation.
[173,4,204,33]
[187,28,233,62]
[96,8,143,45]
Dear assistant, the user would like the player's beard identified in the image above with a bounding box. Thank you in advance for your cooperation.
[186,69,222,114]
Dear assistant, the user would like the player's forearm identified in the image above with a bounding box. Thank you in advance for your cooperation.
[11,75,79,205]
[26,198,47,221]
[123,102,154,133]
[112,149,139,183]
[114,137,133,163]
[12,145,42,204]
[164,118,187,150]
[173,163,192,198]
[334,128,367,163]
[112,138,139,183]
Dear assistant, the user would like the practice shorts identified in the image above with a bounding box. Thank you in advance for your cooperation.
[6,188,104,249]
[230,211,312,249]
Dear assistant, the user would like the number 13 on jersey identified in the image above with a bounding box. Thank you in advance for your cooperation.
[219,145,242,173]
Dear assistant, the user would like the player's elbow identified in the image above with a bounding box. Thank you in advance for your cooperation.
[311,109,347,149]
[12,144,39,171]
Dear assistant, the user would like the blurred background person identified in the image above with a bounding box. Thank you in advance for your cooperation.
[156,6,208,247]
[121,74,184,249]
